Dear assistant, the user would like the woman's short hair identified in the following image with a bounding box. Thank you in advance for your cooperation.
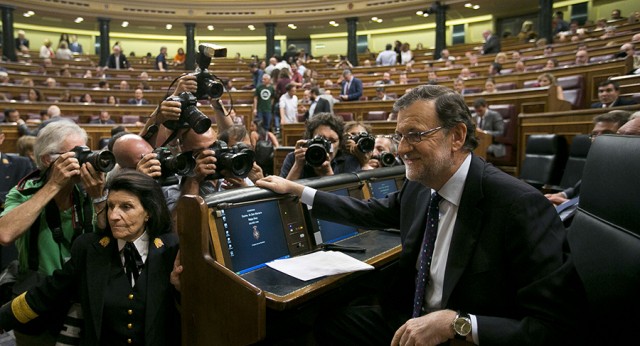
[538,72,558,85]
[105,170,172,237]
[34,120,87,170]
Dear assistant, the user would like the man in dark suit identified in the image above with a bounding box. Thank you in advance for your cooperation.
[89,110,116,125]
[105,45,129,70]
[481,30,501,55]
[258,85,582,345]
[339,69,363,101]
[128,89,150,105]
[304,87,331,119]
[473,98,506,157]
[0,128,34,211]
[590,80,637,108]
[15,30,29,50]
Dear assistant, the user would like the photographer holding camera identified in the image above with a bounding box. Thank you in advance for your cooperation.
[368,135,401,169]
[0,120,108,344]
[280,112,362,180]
[344,121,376,171]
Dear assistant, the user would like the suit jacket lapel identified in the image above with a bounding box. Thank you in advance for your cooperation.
[86,237,114,340]
[441,155,484,306]
[402,185,432,269]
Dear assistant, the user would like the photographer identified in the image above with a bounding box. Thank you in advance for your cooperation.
[344,121,375,170]
[280,112,361,180]
[368,135,400,169]
[0,120,106,344]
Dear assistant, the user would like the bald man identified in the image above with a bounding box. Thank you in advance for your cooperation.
[111,133,161,178]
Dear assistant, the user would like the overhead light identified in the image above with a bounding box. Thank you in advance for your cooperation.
[288,24,297,29]
[416,10,424,15]
[329,20,336,25]
[248,25,255,31]
[377,19,383,23]
[372,17,378,21]
[207,25,214,30]
[23,11,35,17]
[166,24,173,30]
[74,17,83,23]
[473,5,480,9]
[423,13,429,17]
[122,21,129,27]
[465,3,472,8]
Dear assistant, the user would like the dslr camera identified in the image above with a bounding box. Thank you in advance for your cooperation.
[192,43,227,100]
[206,141,255,180]
[304,136,332,167]
[153,147,196,186]
[348,132,375,153]
[373,151,397,167]
[71,146,116,173]
[165,92,211,134]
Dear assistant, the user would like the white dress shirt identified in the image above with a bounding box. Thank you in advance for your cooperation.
[117,231,149,286]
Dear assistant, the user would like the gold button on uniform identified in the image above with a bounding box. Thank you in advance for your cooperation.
[128,309,133,315]
[128,294,134,300]
[127,338,132,344]
[127,323,133,329]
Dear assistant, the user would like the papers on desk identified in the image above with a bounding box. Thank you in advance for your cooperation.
[266,250,374,281]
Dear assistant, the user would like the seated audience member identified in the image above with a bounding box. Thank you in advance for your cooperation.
[15,135,37,166]
[546,110,631,205]
[304,87,331,119]
[438,49,456,61]
[488,62,502,76]
[494,52,507,65]
[44,77,57,88]
[119,80,130,90]
[473,98,506,157]
[372,87,395,101]
[374,72,396,86]
[0,128,34,211]
[482,79,497,94]
[514,60,526,73]
[257,85,584,346]
[617,43,639,73]
[27,88,43,102]
[453,78,466,95]
[106,95,119,105]
[543,58,559,70]
[0,170,180,345]
[538,73,565,100]
[339,69,363,102]
[591,80,637,108]
[367,135,399,168]
[398,73,409,85]
[344,122,374,170]
[80,93,94,104]
[90,110,115,124]
[458,68,472,80]
[55,42,73,60]
[128,88,149,106]
[3,109,21,123]
[280,113,361,180]
[575,50,589,65]
[173,48,186,66]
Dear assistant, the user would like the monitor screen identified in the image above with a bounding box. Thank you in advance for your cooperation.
[313,188,359,245]
[220,200,290,274]
[369,178,399,199]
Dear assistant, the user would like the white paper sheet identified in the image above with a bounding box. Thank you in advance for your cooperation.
[266,250,374,281]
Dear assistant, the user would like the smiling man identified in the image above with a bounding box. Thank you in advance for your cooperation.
[591,80,637,108]
[257,85,583,345]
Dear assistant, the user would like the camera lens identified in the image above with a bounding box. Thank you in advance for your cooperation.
[229,152,253,177]
[90,151,116,173]
[167,152,196,176]
[204,79,224,99]
[183,105,211,134]
[356,135,375,153]
[305,145,327,167]
[379,152,397,167]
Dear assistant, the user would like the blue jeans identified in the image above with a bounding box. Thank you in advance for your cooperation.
[257,111,272,131]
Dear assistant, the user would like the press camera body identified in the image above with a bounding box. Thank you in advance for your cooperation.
[153,147,196,186]
[71,146,116,173]
[206,140,255,180]
[304,136,333,167]
[373,151,397,167]
[192,43,227,100]
[165,92,211,134]
[348,132,375,153]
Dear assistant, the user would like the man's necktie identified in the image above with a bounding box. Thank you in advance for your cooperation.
[123,242,143,285]
[412,192,443,318]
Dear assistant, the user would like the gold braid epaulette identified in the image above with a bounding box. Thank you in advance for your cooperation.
[11,292,38,323]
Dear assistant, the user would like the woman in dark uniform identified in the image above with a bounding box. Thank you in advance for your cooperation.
[0,170,180,345]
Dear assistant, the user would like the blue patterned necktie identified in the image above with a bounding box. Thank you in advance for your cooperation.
[412,192,443,318]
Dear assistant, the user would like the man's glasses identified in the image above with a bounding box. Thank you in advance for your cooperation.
[391,126,443,144]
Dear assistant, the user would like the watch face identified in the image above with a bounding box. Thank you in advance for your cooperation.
[454,317,472,336]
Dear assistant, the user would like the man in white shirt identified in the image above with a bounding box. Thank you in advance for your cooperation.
[257,85,582,345]
[376,44,397,66]
[279,83,298,124]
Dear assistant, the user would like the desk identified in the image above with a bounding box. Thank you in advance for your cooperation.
[177,194,402,345]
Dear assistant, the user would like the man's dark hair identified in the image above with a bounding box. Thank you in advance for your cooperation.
[304,112,345,148]
[555,11,564,19]
[473,98,488,108]
[386,44,392,50]
[105,170,172,237]
[311,87,321,96]
[393,85,479,152]
[3,108,16,118]
[594,110,631,128]
[599,79,620,91]
[111,125,126,137]
[248,62,257,69]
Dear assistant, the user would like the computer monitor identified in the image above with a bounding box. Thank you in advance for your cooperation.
[368,178,400,199]
[308,187,361,246]
[210,195,311,275]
